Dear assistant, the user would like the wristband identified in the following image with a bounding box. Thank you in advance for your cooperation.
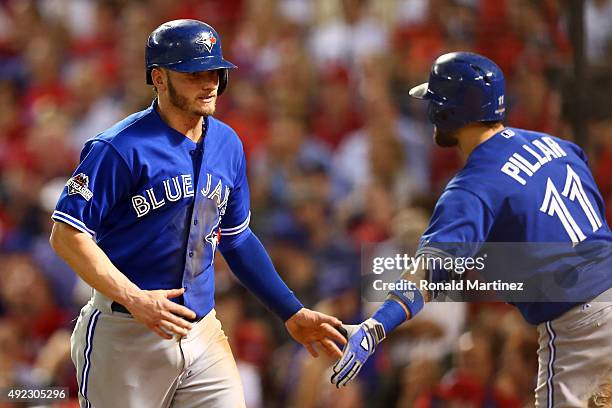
[372,300,406,334]
[390,281,425,319]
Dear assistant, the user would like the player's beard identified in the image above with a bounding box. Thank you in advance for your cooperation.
[167,76,216,117]
[433,126,459,147]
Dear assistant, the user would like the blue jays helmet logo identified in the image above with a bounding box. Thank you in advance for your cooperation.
[196,31,217,53]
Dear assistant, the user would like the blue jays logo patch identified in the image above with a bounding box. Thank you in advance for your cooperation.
[196,31,217,53]
[205,220,221,266]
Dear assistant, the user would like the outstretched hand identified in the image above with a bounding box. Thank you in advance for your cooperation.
[331,318,386,388]
[285,308,347,359]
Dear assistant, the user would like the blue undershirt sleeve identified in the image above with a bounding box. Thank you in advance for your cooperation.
[220,230,304,321]
[372,188,494,334]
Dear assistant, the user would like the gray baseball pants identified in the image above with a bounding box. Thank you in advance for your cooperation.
[535,287,612,407]
[70,291,246,408]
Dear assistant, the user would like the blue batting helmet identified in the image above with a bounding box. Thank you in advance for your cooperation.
[145,19,237,95]
[409,52,505,132]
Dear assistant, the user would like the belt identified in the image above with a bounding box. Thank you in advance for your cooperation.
[110,301,132,315]
[110,301,201,323]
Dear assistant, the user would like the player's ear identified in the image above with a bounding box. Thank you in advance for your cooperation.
[151,68,166,90]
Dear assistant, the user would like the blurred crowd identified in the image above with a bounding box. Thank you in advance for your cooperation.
[1,0,611,407]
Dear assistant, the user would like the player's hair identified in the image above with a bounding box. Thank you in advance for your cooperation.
[480,120,503,128]
[588,379,612,408]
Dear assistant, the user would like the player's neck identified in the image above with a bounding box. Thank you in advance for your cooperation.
[156,98,203,143]
[457,123,505,161]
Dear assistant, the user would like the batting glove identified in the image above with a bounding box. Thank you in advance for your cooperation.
[330,318,385,388]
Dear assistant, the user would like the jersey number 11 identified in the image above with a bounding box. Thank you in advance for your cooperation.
[540,164,603,243]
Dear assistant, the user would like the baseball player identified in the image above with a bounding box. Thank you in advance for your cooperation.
[330,52,612,407]
[49,19,345,408]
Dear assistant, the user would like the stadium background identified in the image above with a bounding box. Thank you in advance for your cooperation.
[0,0,611,407]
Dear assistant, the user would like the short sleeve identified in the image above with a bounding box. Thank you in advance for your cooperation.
[52,140,132,237]
[575,144,589,165]
[417,188,495,259]
[219,153,251,247]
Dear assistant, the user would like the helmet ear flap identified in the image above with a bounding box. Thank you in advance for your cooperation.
[428,103,450,127]
[428,103,465,132]
[217,69,228,95]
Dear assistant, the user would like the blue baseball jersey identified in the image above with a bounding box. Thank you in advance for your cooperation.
[417,127,612,324]
[53,100,251,318]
